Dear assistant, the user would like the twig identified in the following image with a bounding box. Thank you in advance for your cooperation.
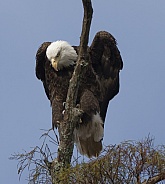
[142,173,165,184]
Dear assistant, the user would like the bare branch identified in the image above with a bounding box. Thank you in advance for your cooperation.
[56,0,93,167]
[142,173,165,184]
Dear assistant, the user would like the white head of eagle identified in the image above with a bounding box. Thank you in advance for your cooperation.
[46,40,78,71]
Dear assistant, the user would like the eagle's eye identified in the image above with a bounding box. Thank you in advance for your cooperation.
[56,51,60,58]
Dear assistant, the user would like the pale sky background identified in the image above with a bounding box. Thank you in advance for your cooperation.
[1,1,165,183]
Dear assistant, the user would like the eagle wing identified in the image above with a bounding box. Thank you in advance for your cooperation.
[35,42,72,129]
[89,31,123,122]
[35,42,51,100]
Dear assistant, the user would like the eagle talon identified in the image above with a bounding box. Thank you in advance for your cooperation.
[62,110,65,115]
[56,121,60,125]
[63,102,66,107]
[76,104,80,108]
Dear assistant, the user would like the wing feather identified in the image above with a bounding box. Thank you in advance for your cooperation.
[35,42,51,99]
[35,42,72,129]
[89,31,123,122]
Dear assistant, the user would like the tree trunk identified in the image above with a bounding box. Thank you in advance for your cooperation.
[50,0,93,183]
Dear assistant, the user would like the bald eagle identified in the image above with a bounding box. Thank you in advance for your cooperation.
[35,31,123,158]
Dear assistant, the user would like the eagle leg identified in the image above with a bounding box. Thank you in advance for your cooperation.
[74,89,104,158]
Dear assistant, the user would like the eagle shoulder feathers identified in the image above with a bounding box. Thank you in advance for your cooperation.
[35,31,123,158]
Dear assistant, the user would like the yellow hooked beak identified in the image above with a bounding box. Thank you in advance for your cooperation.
[51,58,58,71]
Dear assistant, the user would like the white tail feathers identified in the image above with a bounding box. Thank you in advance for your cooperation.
[74,112,104,158]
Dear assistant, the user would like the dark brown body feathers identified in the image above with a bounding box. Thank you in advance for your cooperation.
[35,31,123,157]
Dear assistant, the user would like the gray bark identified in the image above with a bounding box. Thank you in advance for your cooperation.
[50,0,93,183]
